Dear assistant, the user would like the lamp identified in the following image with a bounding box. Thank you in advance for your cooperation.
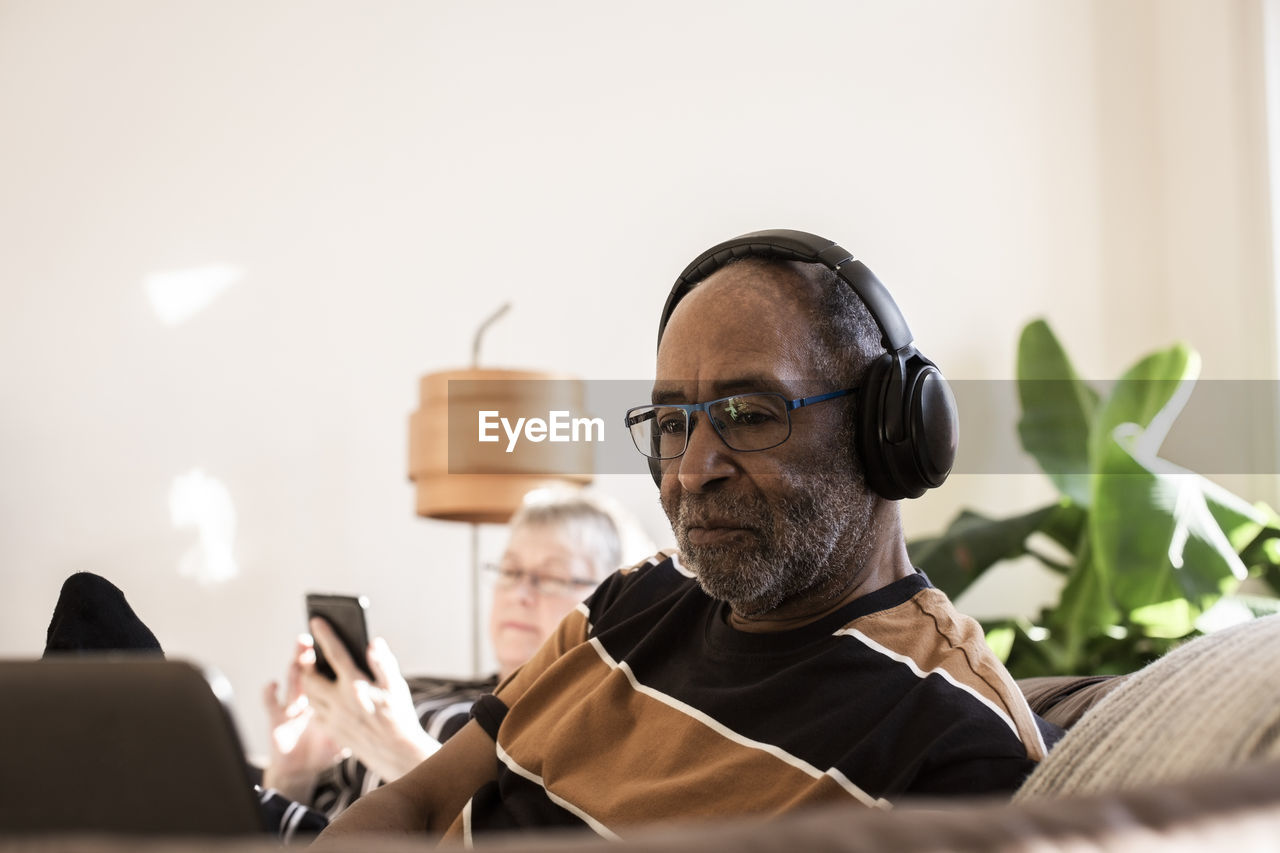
[407,305,593,672]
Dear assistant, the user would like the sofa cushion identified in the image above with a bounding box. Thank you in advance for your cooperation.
[5,760,1280,852]
[1016,614,1280,799]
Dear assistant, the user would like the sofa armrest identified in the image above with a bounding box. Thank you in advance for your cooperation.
[1017,674,1125,730]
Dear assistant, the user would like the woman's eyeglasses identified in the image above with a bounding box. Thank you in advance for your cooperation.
[483,563,596,597]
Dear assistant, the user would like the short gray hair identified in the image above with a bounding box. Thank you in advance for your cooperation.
[509,488,624,578]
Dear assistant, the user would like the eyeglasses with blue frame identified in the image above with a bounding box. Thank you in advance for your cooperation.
[623,388,857,460]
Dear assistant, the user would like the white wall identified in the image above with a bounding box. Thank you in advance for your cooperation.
[0,0,1273,757]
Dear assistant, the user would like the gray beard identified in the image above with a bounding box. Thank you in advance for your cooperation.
[664,466,878,618]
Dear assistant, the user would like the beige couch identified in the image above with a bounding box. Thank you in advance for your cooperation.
[5,615,1279,852]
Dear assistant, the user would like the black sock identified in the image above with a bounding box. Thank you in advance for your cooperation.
[44,572,164,657]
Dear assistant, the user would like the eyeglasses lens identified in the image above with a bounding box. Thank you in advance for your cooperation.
[626,393,792,459]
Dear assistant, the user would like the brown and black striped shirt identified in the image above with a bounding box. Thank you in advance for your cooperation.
[451,551,1057,842]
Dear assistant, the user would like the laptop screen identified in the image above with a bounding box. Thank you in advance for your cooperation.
[0,657,266,835]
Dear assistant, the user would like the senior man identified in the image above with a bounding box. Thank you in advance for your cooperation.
[318,230,1058,844]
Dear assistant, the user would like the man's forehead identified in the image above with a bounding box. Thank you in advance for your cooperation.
[671,262,816,317]
[658,263,823,347]
[651,375,787,403]
[651,262,834,398]
[650,374,840,404]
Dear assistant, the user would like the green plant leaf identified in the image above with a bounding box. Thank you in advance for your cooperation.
[1238,522,1280,594]
[1076,628,1180,675]
[999,618,1074,679]
[1089,342,1200,468]
[1083,341,1256,639]
[1231,594,1280,618]
[1016,319,1098,505]
[983,623,1015,662]
[1128,599,1196,639]
[907,505,1059,600]
[1198,486,1274,553]
[920,320,1280,677]
[1048,541,1119,667]
[1090,436,1259,638]
[1031,502,1088,567]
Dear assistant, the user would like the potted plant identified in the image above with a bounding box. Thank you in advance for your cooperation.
[908,319,1280,677]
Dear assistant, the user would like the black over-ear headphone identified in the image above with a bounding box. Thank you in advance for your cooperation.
[652,229,958,500]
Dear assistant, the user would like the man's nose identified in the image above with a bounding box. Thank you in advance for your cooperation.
[674,415,735,493]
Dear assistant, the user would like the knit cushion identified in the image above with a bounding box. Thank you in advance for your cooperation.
[1015,614,1280,800]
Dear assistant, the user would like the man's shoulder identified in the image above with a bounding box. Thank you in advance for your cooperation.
[836,577,1000,678]
[586,548,697,620]
[620,547,684,574]
[601,548,689,588]
[839,575,1051,761]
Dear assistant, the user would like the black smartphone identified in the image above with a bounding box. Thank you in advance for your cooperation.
[305,593,373,681]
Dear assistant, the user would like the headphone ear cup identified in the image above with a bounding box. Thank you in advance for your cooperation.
[857,353,899,499]
[907,363,959,492]
[857,350,958,500]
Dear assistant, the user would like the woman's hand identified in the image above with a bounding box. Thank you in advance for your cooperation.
[260,635,344,801]
[301,617,442,783]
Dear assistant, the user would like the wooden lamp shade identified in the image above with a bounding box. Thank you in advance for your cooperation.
[407,368,594,524]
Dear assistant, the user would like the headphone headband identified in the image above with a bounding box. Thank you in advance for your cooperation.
[650,228,957,500]
[657,229,915,353]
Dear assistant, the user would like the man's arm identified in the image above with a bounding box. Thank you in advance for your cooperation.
[313,718,497,842]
